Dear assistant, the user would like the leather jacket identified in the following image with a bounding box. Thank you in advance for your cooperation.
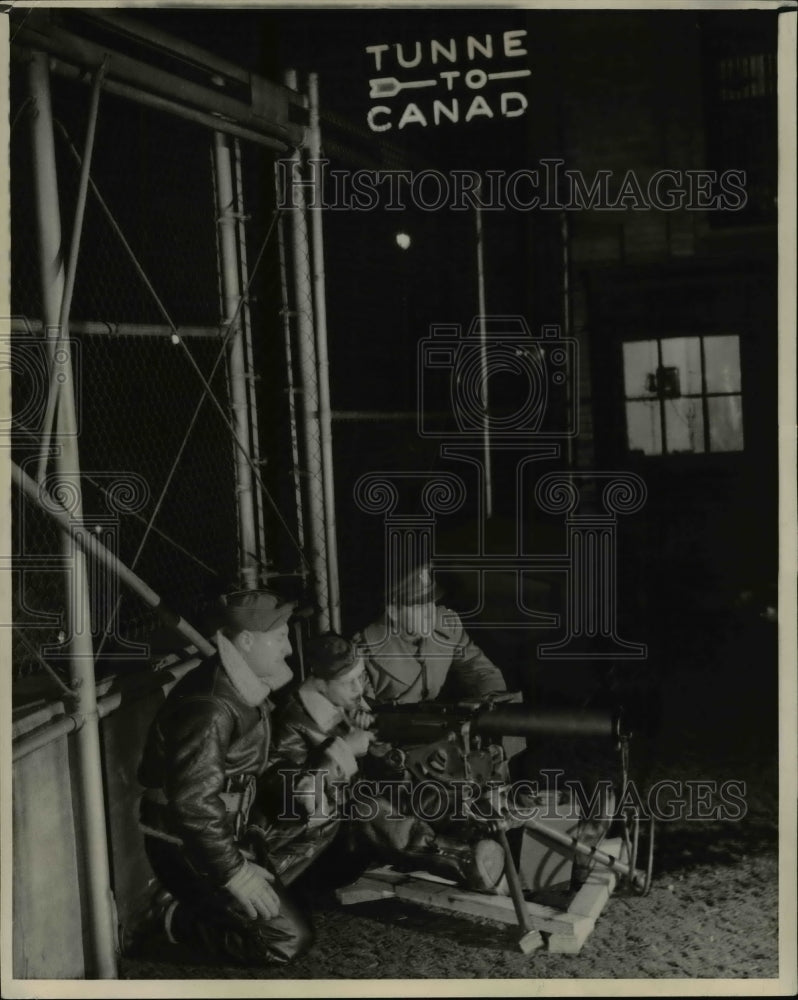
[138,648,272,886]
[355,605,506,704]
[256,680,358,826]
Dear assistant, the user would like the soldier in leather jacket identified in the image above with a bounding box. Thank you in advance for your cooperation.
[255,632,375,834]
[135,590,332,965]
[258,633,438,872]
[355,564,507,704]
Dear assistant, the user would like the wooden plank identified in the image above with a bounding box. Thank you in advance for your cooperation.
[385,875,592,937]
[361,865,411,885]
[335,876,397,905]
[404,869,458,886]
[566,838,624,920]
[546,919,596,954]
[360,864,591,936]
[547,839,627,954]
[339,845,625,954]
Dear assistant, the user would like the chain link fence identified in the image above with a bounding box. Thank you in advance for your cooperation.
[9,43,537,685]
[9,65,266,684]
[271,152,330,623]
[237,142,312,597]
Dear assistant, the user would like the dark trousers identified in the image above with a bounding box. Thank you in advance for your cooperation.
[143,818,338,966]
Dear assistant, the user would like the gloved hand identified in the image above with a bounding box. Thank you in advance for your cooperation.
[225,860,281,921]
[342,726,375,757]
[349,707,376,730]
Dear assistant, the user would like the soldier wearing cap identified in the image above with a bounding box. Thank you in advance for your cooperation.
[255,633,376,832]
[134,590,322,965]
[355,564,507,704]
[260,633,446,874]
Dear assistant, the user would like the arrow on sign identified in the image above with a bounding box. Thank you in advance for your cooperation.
[487,69,532,81]
[369,77,438,99]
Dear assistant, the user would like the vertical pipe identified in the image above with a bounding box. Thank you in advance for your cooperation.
[210,145,243,564]
[233,137,268,577]
[37,58,106,483]
[28,51,118,979]
[284,69,329,631]
[307,74,341,633]
[212,130,258,590]
[274,165,307,561]
[474,200,493,519]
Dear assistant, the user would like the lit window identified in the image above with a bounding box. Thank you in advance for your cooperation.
[623,335,743,455]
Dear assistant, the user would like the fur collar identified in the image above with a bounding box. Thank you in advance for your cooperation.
[297,679,345,733]
[216,631,271,707]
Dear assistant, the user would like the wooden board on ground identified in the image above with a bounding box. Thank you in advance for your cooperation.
[335,838,627,956]
[547,838,625,954]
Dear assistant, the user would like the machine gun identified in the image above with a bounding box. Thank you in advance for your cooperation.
[371,691,622,745]
[368,691,623,787]
[362,693,653,950]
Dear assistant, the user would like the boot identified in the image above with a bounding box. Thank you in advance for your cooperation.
[570,788,616,891]
[398,834,506,893]
[120,886,177,958]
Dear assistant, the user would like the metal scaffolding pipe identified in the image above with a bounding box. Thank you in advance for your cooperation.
[13,14,305,146]
[27,51,117,979]
[12,318,225,339]
[82,9,252,88]
[307,73,341,633]
[37,57,106,483]
[26,47,291,153]
[212,131,258,590]
[13,656,203,763]
[275,176,306,562]
[284,69,330,631]
[233,137,268,578]
[13,462,216,659]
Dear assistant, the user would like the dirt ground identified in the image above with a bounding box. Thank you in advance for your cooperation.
[120,615,783,985]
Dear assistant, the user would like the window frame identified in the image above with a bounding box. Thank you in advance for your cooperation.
[621,333,744,457]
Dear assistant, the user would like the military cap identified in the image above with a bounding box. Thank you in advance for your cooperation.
[218,589,296,634]
[386,563,444,606]
[305,632,361,679]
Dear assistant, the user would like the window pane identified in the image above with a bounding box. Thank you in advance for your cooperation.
[665,396,705,453]
[626,400,662,454]
[661,337,703,394]
[704,335,741,393]
[708,394,744,451]
[623,341,658,398]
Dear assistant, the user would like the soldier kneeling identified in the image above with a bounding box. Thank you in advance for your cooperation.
[132,590,328,966]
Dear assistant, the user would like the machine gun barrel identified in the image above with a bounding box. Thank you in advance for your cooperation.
[371,700,620,745]
[473,704,618,741]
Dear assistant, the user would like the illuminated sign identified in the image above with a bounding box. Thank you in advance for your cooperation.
[365,31,530,131]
